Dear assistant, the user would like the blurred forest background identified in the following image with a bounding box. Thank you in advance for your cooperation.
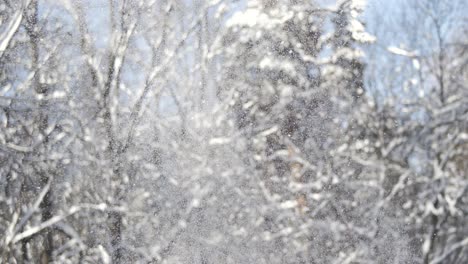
[0,0,467,263]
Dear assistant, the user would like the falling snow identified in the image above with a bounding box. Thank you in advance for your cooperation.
[1,0,468,263]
